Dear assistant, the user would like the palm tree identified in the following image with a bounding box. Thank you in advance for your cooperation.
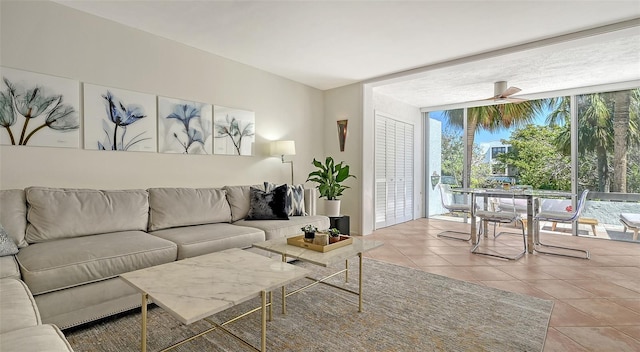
[548,94,613,191]
[442,101,547,186]
[613,90,631,192]
[547,89,639,192]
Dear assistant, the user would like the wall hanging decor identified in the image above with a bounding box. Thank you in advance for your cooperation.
[213,105,255,156]
[0,67,80,148]
[158,96,212,154]
[83,84,157,152]
[337,119,348,152]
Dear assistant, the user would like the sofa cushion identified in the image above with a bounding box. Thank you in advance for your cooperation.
[148,188,232,231]
[246,185,289,220]
[0,224,19,256]
[149,223,265,260]
[0,279,41,334]
[25,187,149,243]
[0,324,74,352]
[235,215,330,241]
[264,182,306,216]
[17,231,177,295]
[0,189,28,248]
[224,184,264,222]
[0,256,20,280]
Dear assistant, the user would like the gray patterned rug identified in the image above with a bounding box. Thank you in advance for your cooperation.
[65,258,553,352]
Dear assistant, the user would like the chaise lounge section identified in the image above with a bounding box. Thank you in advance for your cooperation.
[0,278,74,351]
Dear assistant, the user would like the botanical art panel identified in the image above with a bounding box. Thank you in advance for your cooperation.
[158,97,212,154]
[83,84,157,152]
[0,67,80,148]
[213,106,255,156]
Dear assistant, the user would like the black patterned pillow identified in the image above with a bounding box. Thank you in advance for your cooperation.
[246,184,289,220]
[264,182,306,216]
[0,224,19,256]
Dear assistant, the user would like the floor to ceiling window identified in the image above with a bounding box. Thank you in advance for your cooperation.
[426,88,640,243]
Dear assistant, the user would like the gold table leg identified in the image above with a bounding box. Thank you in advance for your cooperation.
[141,293,148,352]
[345,259,349,282]
[358,252,363,313]
[268,291,273,322]
[281,253,287,315]
[261,290,267,352]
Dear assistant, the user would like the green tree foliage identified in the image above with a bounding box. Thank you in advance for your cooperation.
[442,100,547,187]
[441,126,464,185]
[547,89,640,193]
[440,126,492,188]
[497,125,571,190]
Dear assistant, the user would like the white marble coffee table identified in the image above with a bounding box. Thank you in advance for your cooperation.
[120,248,309,352]
[252,236,383,313]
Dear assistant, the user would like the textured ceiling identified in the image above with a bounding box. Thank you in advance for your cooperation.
[55,1,640,107]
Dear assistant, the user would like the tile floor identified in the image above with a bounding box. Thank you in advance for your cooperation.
[363,218,640,352]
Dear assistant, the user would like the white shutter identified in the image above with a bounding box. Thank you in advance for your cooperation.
[375,113,415,229]
[375,118,387,224]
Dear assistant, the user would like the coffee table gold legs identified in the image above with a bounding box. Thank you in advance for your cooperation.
[358,253,363,312]
[141,293,148,352]
[261,290,267,352]
[345,259,349,282]
[281,254,287,315]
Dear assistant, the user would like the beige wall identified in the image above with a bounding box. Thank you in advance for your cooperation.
[0,1,324,190]
[322,84,363,234]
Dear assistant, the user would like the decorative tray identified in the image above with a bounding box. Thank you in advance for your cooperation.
[286,235,353,253]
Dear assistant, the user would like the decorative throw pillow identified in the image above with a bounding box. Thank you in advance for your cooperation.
[0,224,19,256]
[246,184,289,220]
[264,182,306,216]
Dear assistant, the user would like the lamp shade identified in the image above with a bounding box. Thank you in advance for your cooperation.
[270,140,296,156]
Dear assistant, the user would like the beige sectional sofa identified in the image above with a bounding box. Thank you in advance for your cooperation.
[0,184,329,330]
[0,278,74,351]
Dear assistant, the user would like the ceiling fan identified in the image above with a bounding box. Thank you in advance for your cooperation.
[485,81,527,103]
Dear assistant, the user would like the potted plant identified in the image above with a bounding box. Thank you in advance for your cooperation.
[328,227,341,244]
[301,224,317,243]
[306,157,356,217]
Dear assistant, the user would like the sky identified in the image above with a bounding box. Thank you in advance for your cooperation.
[429,108,551,144]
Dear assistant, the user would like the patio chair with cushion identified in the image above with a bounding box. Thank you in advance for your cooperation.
[620,213,640,241]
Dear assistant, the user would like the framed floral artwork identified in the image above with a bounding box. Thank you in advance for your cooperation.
[213,105,255,156]
[83,84,157,152]
[158,97,212,154]
[0,67,80,148]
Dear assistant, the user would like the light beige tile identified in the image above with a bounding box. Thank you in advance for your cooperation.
[563,299,640,325]
[554,327,640,352]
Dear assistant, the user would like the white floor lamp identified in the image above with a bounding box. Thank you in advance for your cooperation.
[270,140,296,184]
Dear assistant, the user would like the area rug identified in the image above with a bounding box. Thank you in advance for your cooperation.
[65,258,553,352]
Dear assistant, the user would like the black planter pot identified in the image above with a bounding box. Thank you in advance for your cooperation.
[304,231,315,243]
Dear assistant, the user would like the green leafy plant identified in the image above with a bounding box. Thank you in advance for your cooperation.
[301,224,317,233]
[306,157,356,200]
[328,228,341,237]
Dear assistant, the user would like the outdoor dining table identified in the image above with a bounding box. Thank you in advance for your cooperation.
[452,188,574,254]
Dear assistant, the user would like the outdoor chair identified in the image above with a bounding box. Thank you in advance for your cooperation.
[471,192,526,260]
[620,213,640,241]
[533,189,590,259]
[436,183,473,241]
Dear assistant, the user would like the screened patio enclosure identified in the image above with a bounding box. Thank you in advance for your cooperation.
[425,87,640,243]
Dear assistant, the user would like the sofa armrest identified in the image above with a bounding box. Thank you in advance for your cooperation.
[304,188,318,216]
[0,256,20,280]
[0,278,41,334]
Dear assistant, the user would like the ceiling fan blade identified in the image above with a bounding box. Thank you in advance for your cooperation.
[503,97,528,103]
[501,86,522,97]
